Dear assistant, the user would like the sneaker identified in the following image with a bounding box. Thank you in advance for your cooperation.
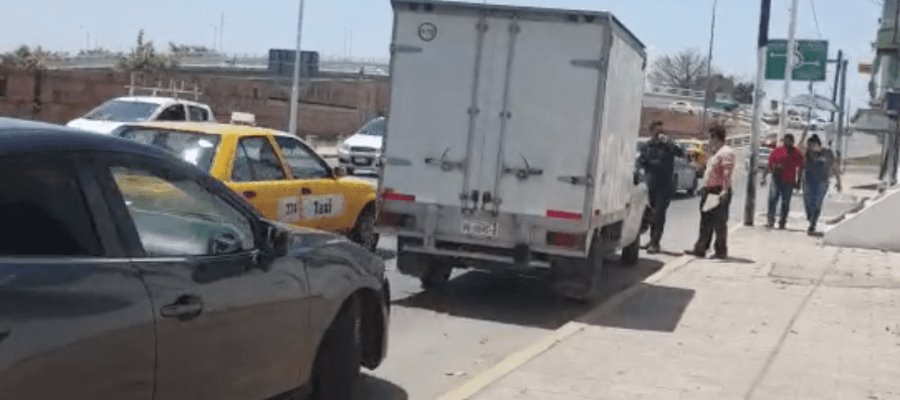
[647,244,661,254]
[711,253,728,260]
[684,249,705,257]
[807,226,816,236]
[778,223,786,230]
[765,221,775,229]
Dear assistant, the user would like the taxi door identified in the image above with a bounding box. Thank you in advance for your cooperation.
[272,136,351,233]
[224,136,304,225]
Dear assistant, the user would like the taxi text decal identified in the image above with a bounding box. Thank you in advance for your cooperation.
[301,195,344,219]
[278,196,302,223]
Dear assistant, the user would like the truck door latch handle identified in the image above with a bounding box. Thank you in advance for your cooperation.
[424,148,465,172]
[503,154,543,181]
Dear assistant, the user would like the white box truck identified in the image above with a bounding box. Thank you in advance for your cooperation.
[378,0,650,300]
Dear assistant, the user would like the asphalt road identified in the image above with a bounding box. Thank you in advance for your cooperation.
[338,146,864,400]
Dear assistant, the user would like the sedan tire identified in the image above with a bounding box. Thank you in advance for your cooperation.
[350,205,379,252]
[310,297,362,400]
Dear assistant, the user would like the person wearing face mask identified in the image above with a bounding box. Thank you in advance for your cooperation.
[765,133,805,229]
[802,134,842,235]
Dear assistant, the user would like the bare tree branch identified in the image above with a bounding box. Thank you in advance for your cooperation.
[648,48,711,90]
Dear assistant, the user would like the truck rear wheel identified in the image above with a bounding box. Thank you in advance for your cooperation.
[552,232,606,301]
[620,238,640,266]
[397,252,452,289]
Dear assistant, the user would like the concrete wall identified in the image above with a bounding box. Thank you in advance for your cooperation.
[0,68,390,139]
[824,187,900,252]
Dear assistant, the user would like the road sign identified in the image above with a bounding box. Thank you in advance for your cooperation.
[765,39,828,81]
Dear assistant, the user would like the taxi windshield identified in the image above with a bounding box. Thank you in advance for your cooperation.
[117,127,220,171]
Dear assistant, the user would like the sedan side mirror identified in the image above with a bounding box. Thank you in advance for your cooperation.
[332,166,348,178]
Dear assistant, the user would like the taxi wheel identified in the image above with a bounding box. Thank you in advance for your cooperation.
[351,205,379,252]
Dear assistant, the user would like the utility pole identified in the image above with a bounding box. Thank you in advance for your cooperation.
[220,12,225,54]
[744,0,773,227]
[829,50,843,124]
[288,0,306,135]
[778,0,800,143]
[700,0,719,135]
[837,58,849,169]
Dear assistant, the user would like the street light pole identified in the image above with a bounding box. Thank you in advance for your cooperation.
[700,0,719,135]
[778,0,800,143]
[744,0,773,227]
[288,0,306,135]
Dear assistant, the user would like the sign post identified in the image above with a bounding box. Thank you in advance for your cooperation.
[765,39,829,81]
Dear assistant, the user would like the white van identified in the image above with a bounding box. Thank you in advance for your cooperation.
[378,1,649,300]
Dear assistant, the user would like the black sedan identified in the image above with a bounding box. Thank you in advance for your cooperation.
[0,118,389,400]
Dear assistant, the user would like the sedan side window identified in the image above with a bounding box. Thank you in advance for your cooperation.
[231,137,287,182]
[110,167,255,257]
[188,105,210,121]
[274,136,330,179]
[0,163,102,256]
[156,104,187,121]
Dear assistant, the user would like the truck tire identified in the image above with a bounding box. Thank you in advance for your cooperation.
[310,297,361,400]
[397,252,452,289]
[620,238,640,266]
[552,232,606,301]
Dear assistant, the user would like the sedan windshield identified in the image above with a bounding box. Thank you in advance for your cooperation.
[117,127,220,171]
[84,100,159,122]
[357,117,386,136]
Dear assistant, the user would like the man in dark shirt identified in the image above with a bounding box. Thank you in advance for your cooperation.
[639,121,684,253]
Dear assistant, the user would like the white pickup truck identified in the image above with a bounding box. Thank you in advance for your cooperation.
[67,96,215,134]
[378,1,650,300]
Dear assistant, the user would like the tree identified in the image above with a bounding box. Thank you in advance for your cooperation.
[733,81,755,104]
[0,45,61,71]
[648,48,711,90]
[118,30,179,72]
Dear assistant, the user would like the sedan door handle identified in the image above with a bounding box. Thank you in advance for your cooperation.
[160,295,204,320]
[301,187,312,195]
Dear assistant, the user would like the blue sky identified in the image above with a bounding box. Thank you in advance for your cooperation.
[2,0,882,107]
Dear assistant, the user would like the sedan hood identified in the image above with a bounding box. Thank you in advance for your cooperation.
[66,119,125,135]
[343,134,383,151]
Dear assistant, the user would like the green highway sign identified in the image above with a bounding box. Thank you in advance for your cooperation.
[765,39,829,81]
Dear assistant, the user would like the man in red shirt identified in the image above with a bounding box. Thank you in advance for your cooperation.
[766,133,804,229]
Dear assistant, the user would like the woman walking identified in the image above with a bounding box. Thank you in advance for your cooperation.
[803,134,842,235]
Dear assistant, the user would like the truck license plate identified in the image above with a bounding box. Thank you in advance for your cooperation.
[461,220,498,238]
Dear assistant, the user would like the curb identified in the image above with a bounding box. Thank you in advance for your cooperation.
[435,224,745,400]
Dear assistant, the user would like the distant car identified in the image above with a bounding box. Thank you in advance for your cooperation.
[0,118,390,400]
[787,115,807,130]
[808,117,831,131]
[67,96,215,134]
[114,121,380,250]
[637,139,699,196]
[339,116,385,175]
[668,100,695,114]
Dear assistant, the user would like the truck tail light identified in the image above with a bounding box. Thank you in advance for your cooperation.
[382,188,415,202]
[546,232,586,250]
[546,209,582,221]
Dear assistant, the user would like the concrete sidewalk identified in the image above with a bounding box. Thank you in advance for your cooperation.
[457,227,900,400]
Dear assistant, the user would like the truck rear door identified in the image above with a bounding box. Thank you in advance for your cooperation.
[386,7,605,221]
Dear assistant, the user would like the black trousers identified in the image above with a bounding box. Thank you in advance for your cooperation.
[648,184,674,247]
[694,187,731,256]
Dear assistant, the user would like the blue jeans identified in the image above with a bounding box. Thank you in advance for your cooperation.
[804,179,829,228]
[767,180,793,226]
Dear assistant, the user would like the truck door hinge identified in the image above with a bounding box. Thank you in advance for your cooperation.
[558,175,594,186]
[570,58,607,70]
[391,44,423,54]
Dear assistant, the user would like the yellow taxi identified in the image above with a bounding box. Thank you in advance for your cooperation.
[113,122,379,250]
[676,138,708,176]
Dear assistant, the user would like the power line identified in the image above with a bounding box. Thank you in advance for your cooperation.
[809,0,823,39]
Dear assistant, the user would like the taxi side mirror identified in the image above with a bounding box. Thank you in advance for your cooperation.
[332,166,348,178]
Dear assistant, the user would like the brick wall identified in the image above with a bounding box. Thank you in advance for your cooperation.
[0,68,390,139]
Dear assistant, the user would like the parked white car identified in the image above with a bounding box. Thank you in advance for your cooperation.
[668,100,695,114]
[67,96,215,134]
[338,116,385,174]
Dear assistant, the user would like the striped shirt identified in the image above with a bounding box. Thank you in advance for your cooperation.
[703,144,735,189]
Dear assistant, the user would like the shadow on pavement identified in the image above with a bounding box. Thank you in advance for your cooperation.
[351,373,408,400]
[580,283,695,332]
[392,257,666,330]
[715,256,754,264]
